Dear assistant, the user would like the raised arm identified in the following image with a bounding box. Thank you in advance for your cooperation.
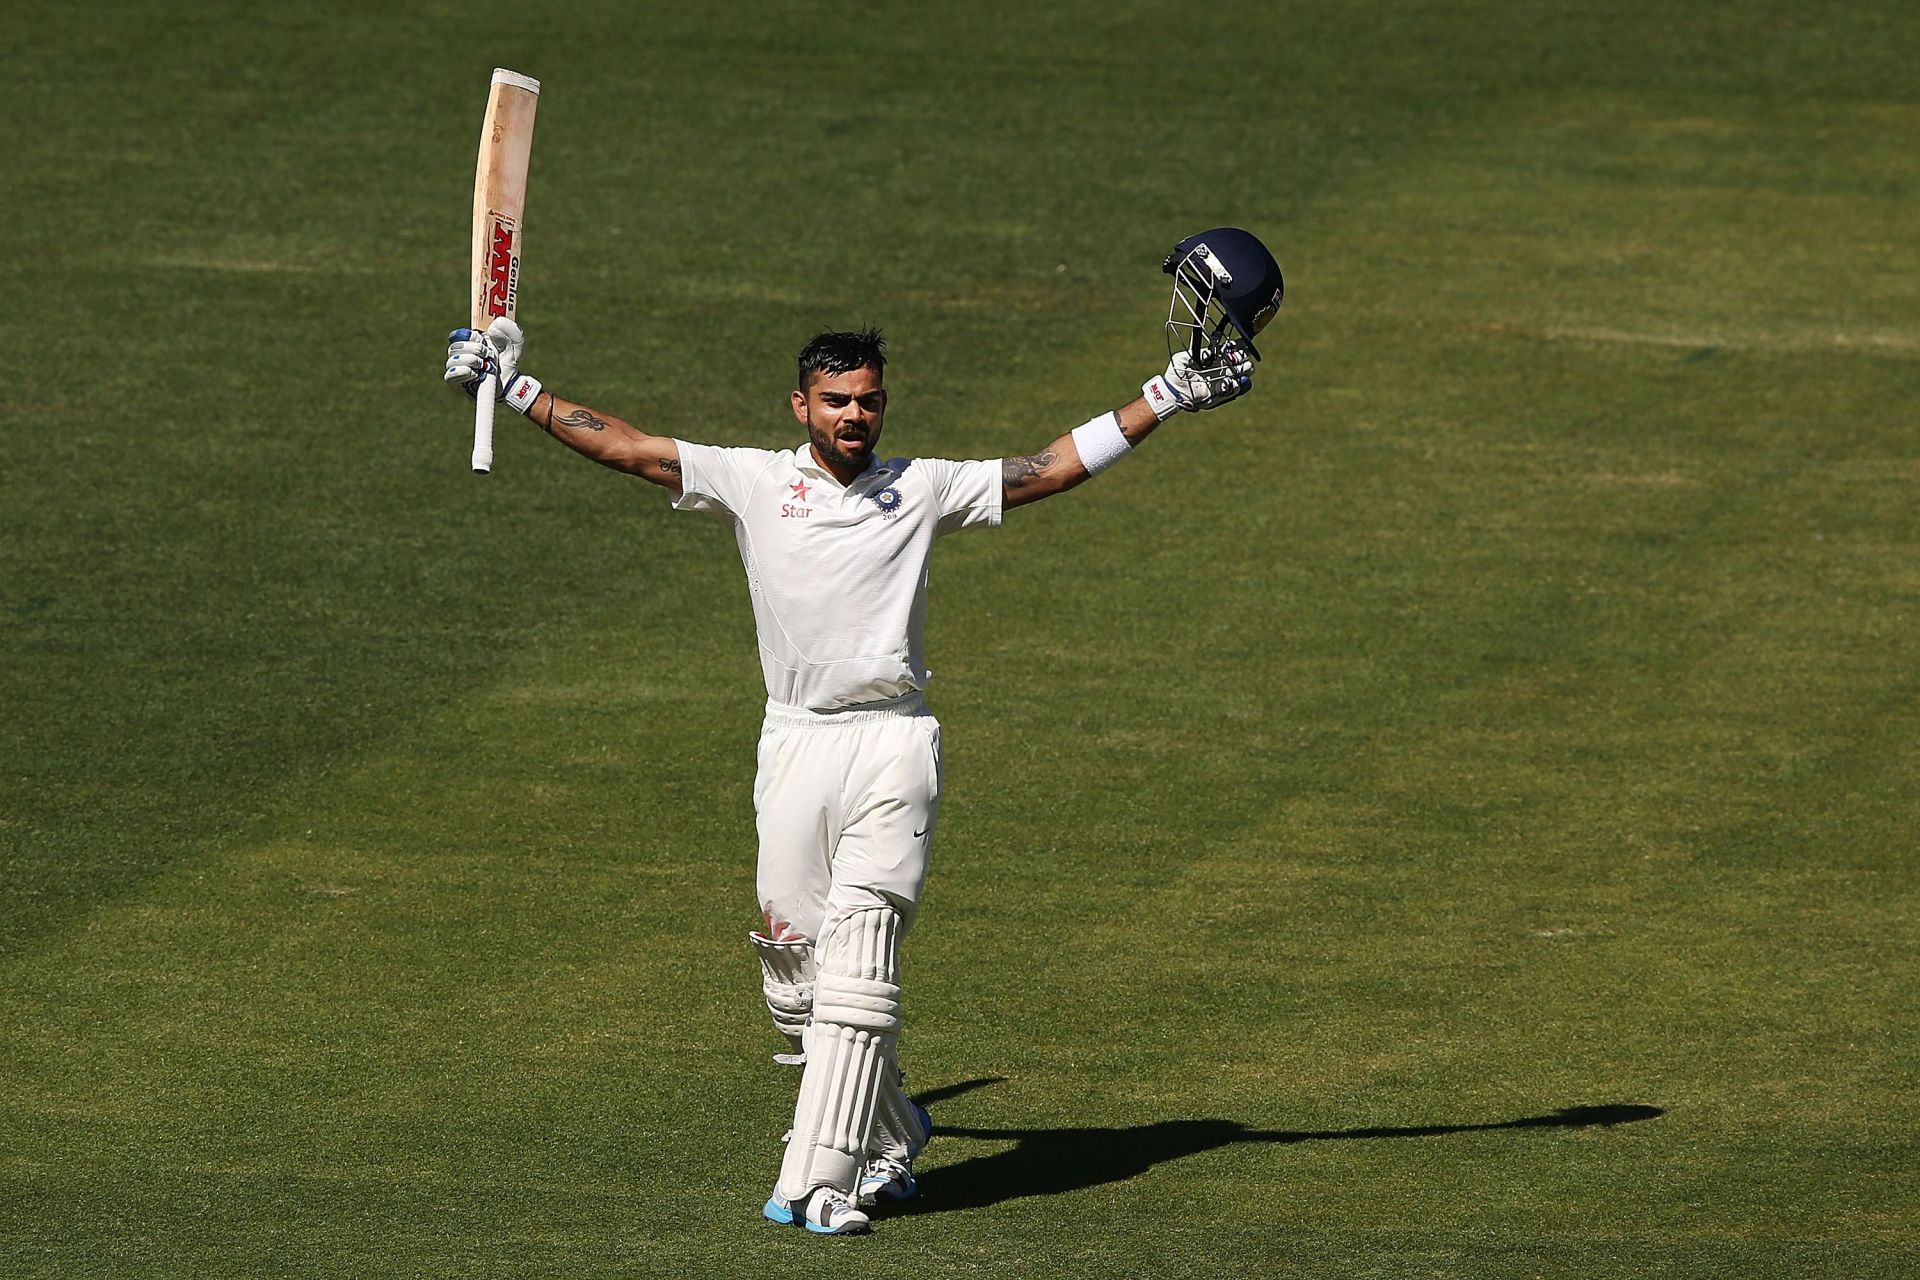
[1004,227,1288,510]
[525,392,682,491]
[444,319,682,492]
[1001,344,1256,511]
[1001,398,1160,510]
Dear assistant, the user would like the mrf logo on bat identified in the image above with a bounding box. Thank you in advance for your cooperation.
[484,216,520,318]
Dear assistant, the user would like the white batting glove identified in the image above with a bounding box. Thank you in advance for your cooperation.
[442,318,543,413]
[1141,340,1255,420]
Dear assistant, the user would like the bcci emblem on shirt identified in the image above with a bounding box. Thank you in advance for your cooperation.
[872,486,903,518]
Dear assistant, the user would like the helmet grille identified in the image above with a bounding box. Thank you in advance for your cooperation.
[1165,244,1245,371]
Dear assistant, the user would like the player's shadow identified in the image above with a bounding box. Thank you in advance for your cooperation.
[898,1079,1662,1216]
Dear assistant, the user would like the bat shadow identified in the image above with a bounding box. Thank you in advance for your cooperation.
[894,1081,1663,1217]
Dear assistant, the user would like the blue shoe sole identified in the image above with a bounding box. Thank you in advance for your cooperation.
[768,1194,868,1234]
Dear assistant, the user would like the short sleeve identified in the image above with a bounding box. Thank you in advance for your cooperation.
[672,442,775,516]
[916,457,1003,536]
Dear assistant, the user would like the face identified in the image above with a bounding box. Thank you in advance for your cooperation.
[792,366,887,477]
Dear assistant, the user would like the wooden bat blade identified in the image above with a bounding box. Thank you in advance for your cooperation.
[470,68,540,474]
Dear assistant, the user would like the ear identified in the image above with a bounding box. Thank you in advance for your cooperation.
[790,388,809,425]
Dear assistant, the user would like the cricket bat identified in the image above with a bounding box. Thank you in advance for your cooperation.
[469,68,541,474]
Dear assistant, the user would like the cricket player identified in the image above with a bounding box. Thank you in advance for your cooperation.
[442,229,1282,1235]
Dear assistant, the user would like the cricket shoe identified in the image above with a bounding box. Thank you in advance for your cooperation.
[858,1101,932,1206]
[857,1155,917,1206]
[763,1185,872,1236]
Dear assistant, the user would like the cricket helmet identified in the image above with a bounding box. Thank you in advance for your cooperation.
[1162,227,1284,363]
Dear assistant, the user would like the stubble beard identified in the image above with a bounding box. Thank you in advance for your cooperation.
[810,415,876,472]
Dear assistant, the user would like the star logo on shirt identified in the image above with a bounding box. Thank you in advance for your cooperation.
[789,479,811,502]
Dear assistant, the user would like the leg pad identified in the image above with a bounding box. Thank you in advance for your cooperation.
[777,906,902,1197]
[870,1061,931,1161]
[750,931,815,1052]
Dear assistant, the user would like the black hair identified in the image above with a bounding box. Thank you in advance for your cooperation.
[797,327,886,389]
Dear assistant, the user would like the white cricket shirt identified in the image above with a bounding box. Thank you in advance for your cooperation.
[671,442,1002,711]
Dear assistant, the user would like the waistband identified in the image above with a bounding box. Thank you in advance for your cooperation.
[763,690,929,727]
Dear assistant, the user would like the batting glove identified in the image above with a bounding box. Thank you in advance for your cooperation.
[1141,340,1255,420]
[443,318,543,413]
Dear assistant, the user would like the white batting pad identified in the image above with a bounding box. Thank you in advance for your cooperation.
[869,1058,929,1162]
[750,931,815,1055]
[776,906,902,1197]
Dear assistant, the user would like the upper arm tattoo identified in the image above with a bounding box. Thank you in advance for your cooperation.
[658,457,681,475]
[553,407,610,432]
[1002,449,1057,490]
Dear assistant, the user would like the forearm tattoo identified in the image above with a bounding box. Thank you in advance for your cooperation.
[553,407,610,433]
[1002,450,1056,490]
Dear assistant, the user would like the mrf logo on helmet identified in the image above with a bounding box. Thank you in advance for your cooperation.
[1161,227,1284,368]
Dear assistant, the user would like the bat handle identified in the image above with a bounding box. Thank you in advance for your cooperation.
[471,373,497,473]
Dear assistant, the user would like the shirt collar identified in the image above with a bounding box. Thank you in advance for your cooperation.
[795,447,891,490]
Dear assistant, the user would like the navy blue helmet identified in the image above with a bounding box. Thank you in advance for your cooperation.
[1162,227,1285,362]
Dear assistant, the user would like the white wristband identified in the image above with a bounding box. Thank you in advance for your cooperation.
[502,373,543,414]
[1070,411,1131,476]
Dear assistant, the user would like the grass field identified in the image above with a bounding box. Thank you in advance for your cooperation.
[4,2,1918,1276]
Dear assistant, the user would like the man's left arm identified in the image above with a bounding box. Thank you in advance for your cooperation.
[1001,344,1255,510]
[1000,398,1158,510]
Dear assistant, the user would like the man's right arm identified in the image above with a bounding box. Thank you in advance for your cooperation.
[444,320,682,494]
[525,392,683,493]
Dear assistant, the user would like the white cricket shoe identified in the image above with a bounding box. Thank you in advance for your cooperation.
[858,1098,931,1206]
[857,1155,918,1206]
[763,1185,872,1236]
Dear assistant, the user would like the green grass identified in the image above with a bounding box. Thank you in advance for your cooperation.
[4,2,1918,1275]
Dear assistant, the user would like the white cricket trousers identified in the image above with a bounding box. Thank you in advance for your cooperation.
[754,693,943,944]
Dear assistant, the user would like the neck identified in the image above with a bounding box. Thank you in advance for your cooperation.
[809,442,866,486]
